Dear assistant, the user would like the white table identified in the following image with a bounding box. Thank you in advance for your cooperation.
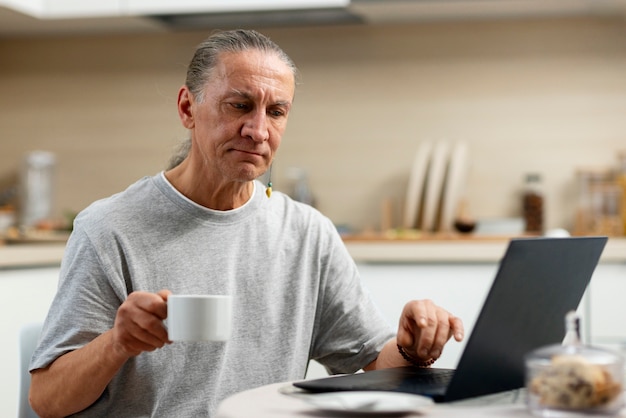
[216,381,545,418]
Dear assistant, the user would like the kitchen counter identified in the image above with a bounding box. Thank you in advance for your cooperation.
[2,236,625,269]
[343,235,626,263]
[0,243,66,269]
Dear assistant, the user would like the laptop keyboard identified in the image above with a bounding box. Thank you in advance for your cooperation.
[405,368,454,392]
[344,368,455,395]
[418,368,455,384]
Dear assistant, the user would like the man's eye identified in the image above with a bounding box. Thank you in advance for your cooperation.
[231,103,249,110]
[271,102,291,117]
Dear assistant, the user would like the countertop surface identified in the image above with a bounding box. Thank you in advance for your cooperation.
[2,236,625,269]
[0,242,66,269]
[343,235,626,263]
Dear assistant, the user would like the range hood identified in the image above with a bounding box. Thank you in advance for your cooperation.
[0,0,625,37]
[150,0,626,31]
[150,8,362,30]
[147,0,626,31]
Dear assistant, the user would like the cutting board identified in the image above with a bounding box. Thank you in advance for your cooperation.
[439,141,469,233]
[402,141,433,229]
[421,141,450,232]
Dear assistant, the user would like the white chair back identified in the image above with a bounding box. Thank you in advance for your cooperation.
[19,322,43,418]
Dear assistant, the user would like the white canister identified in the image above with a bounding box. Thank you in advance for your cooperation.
[19,151,56,228]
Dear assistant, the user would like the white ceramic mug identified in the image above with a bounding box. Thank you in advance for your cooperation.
[166,295,232,342]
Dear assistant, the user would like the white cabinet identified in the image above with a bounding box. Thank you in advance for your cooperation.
[305,263,496,379]
[588,263,626,350]
[358,263,497,369]
[350,261,626,370]
[0,267,60,418]
[308,261,615,378]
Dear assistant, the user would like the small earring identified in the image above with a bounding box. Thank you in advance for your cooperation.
[265,165,273,198]
[266,181,272,198]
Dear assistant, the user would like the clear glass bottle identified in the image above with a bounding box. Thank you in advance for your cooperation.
[523,173,544,234]
[19,151,56,228]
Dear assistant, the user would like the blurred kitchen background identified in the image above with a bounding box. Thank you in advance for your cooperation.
[2,2,626,417]
[0,0,625,237]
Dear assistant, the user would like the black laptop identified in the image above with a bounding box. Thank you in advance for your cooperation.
[294,236,608,402]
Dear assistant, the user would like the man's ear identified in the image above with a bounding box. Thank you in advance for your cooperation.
[177,86,195,129]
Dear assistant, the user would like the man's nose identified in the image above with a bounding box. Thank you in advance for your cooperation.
[241,111,270,142]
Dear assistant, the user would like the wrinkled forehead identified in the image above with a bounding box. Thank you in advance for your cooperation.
[210,48,290,77]
[214,50,296,94]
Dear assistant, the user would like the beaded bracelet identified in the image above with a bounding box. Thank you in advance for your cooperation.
[397,344,435,368]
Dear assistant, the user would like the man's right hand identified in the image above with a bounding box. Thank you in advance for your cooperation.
[30,289,173,418]
[112,289,172,357]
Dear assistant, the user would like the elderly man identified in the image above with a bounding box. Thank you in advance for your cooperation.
[29,29,463,417]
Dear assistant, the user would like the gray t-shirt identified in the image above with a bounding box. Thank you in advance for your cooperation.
[31,173,394,417]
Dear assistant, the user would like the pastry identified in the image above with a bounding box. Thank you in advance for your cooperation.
[529,354,622,410]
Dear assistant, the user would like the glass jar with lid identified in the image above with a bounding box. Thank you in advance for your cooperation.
[523,173,544,234]
[525,312,624,416]
[19,150,56,228]
[589,182,623,237]
[574,169,621,236]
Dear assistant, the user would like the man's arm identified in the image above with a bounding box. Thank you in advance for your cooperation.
[30,330,129,418]
[364,299,464,371]
[29,290,171,418]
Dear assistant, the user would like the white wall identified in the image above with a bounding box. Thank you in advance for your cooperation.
[0,18,624,233]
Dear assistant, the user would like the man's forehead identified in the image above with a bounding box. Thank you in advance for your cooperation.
[216,50,293,80]
[209,53,294,99]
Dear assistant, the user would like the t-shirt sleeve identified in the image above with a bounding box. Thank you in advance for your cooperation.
[309,220,395,375]
[29,225,127,371]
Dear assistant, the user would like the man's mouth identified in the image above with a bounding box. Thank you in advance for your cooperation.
[231,148,265,160]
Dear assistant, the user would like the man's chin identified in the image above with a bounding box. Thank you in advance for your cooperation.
[236,168,266,183]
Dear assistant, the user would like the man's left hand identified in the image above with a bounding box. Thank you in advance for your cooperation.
[396,299,464,362]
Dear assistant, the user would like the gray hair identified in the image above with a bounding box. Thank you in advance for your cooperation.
[187,29,298,102]
[167,29,299,169]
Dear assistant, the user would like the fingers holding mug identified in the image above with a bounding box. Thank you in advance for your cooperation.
[113,290,171,356]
